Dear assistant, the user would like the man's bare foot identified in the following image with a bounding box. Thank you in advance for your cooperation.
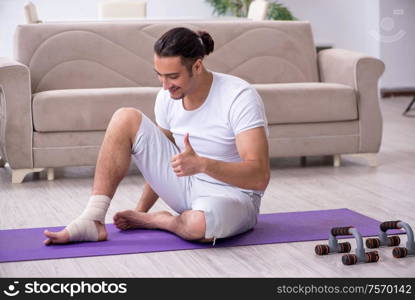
[113,210,172,230]
[43,221,107,245]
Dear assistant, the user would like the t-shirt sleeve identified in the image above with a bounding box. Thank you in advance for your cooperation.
[229,87,269,136]
[154,90,170,130]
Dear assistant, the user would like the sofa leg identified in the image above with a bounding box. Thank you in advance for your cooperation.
[300,156,307,166]
[12,168,45,184]
[364,153,378,167]
[0,157,5,168]
[347,153,378,167]
[333,154,341,167]
[47,168,55,181]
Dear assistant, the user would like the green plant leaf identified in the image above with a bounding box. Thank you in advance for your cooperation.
[266,2,296,20]
[205,0,296,20]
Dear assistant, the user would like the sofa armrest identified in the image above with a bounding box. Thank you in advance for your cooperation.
[0,57,33,169]
[318,49,385,153]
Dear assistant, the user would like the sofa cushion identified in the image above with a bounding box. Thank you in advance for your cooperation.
[254,82,358,125]
[33,83,357,132]
[32,87,160,132]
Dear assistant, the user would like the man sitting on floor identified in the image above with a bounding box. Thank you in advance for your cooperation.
[43,27,270,245]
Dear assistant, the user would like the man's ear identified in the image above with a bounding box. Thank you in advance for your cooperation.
[193,58,203,75]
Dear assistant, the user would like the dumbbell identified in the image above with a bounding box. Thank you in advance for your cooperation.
[315,226,379,265]
[342,249,380,265]
[342,227,379,266]
[337,227,379,265]
[391,222,415,259]
[365,220,401,248]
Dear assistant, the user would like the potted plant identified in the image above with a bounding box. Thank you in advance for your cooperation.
[206,0,296,20]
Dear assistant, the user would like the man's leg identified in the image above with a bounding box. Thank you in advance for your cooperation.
[113,113,210,241]
[113,209,213,242]
[114,181,261,243]
[43,108,142,244]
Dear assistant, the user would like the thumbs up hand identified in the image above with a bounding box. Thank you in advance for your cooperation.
[171,133,204,177]
[183,132,194,153]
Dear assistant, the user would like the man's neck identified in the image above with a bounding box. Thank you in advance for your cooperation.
[183,70,213,111]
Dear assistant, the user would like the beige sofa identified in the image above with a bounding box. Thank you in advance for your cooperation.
[0,20,385,183]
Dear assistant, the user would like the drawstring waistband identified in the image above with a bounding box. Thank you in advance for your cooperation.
[212,237,217,246]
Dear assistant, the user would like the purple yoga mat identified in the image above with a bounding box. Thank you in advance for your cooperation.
[0,208,404,263]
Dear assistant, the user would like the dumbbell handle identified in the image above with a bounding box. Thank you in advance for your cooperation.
[315,242,351,255]
[380,221,401,232]
[342,251,379,265]
[366,235,400,248]
[331,226,353,236]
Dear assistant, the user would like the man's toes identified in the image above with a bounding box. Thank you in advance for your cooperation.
[113,211,129,221]
[115,221,128,230]
[114,218,130,230]
[114,217,126,226]
[43,229,70,245]
[122,223,132,230]
[44,229,57,239]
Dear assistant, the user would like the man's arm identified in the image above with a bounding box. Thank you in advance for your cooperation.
[171,127,270,191]
[135,126,176,212]
[201,127,270,191]
[135,182,159,212]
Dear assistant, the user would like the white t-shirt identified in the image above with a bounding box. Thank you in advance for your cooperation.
[154,71,269,194]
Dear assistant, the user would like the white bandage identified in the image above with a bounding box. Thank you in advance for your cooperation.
[65,195,111,242]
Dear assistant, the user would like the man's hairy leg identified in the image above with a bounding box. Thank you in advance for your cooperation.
[43,108,142,245]
[113,209,213,242]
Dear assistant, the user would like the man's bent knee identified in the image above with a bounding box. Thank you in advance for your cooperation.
[112,107,142,124]
[111,108,142,145]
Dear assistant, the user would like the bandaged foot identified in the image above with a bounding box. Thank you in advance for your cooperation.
[43,195,111,245]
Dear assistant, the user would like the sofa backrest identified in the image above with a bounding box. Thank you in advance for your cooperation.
[14,20,319,93]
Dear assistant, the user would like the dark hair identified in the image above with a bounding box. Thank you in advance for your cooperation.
[154,27,214,73]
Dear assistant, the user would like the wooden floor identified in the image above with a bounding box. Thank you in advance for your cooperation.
[0,97,414,277]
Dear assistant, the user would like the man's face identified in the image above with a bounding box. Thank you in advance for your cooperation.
[153,54,196,100]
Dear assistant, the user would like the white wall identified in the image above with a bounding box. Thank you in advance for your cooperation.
[147,0,213,18]
[0,0,97,58]
[0,0,413,87]
[0,0,214,58]
[281,0,380,58]
[379,0,415,88]
[281,0,415,87]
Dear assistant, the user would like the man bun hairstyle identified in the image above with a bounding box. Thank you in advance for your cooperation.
[198,31,214,56]
[154,27,214,74]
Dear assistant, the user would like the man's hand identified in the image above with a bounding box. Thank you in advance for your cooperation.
[170,133,204,177]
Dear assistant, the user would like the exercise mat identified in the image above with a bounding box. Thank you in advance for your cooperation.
[0,208,403,262]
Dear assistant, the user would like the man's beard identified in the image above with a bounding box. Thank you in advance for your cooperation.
[171,94,184,100]
[169,87,185,100]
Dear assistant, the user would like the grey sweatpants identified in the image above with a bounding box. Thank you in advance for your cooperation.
[131,113,261,240]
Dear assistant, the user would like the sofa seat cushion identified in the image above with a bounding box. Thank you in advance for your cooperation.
[32,87,160,132]
[253,82,358,125]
